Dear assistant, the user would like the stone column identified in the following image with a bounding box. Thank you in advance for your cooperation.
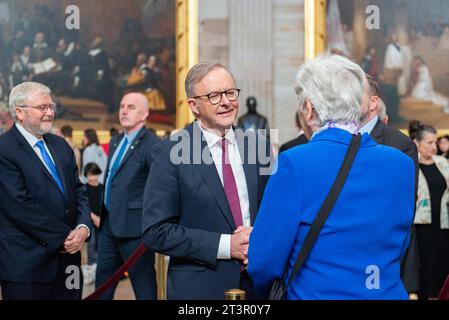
[228,0,273,124]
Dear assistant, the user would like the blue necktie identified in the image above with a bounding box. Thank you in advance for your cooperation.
[35,140,65,194]
[104,137,128,209]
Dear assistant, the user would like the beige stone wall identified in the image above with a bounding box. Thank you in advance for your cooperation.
[198,0,305,148]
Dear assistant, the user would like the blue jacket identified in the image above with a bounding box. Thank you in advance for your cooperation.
[248,128,415,300]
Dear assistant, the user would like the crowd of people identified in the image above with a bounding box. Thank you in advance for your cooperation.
[0,53,448,301]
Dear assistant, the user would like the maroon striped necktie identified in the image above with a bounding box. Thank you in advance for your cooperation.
[220,138,243,228]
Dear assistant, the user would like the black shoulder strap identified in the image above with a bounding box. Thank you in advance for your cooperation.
[284,134,362,288]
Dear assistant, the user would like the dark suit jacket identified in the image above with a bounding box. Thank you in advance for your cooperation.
[0,125,91,283]
[102,127,160,238]
[279,134,308,153]
[142,122,272,299]
[370,119,420,293]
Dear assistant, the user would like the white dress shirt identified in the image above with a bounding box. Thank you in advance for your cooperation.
[15,123,90,236]
[198,121,250,259]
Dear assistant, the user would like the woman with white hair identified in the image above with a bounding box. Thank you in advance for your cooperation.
[248,55,416,300]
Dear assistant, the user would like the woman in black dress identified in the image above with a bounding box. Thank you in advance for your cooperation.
[409,120,449,299]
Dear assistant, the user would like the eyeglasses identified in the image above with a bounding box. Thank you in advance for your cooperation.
[18,104,57,113]
[193,88,241,105]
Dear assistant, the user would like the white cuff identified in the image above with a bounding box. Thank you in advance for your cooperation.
[76,224,90,237]
[217,234,231,259]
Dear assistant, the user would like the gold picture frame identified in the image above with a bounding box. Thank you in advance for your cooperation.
[175,0,198,129]
[304,0,327,61]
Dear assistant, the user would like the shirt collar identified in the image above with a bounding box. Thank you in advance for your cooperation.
[15,123,41,147]
[359,115,379,135]
[197,120,235,149]
[124,128,141,144]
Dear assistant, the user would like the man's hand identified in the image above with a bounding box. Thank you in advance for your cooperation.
[230,226,253,262]
[91,213,101,228]
[63,227,89,254]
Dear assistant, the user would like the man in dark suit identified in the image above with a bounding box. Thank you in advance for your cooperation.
[360,74,420,298]
[0,82,91,300]
[279,112,308,153]
[95,92,160,299]
[142,63,272,299]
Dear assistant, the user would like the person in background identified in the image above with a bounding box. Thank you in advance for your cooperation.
[81,162,104,285]
[360,74,420,297]
[81,128,107,183]
[95,92,160,300]
[409,120,449,300]
[437,135,449,159]
[279,112,308,153]
[61,125,81,172]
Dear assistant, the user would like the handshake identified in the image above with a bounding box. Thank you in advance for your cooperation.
[230,226,253,265]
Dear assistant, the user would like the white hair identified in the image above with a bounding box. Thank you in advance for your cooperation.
[8,82,52,121]
[294,55,364,127]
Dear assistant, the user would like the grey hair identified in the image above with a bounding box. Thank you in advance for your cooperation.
[185,62,235,97]
[377,98,388,122]
[294,54,365,127]
[8,82,52,121]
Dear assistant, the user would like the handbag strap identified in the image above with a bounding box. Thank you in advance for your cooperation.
[284,133,362,289]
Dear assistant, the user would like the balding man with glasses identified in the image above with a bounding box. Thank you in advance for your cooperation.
[0,82,91,300]
[142,63,272,299]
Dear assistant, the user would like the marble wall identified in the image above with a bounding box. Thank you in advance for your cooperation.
[198,0,305,148]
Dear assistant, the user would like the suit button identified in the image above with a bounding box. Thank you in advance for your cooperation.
[65,209,69,214]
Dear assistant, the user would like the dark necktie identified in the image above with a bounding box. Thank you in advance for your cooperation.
[221,138,243,228]
[35,140,65,194]
[104,137,128,209]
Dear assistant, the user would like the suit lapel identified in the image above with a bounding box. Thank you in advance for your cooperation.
[104,134,122,183]
[115,128,146,175]
[190,122,236,230]
[11,127,65,197]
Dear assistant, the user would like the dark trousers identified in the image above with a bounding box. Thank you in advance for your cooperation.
[0,253,82,300]
[95,217,157,300]
[87,227,99,265]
